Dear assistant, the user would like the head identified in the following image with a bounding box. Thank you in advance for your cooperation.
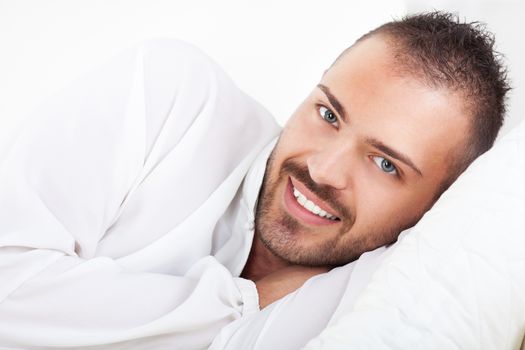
[254,12,510,267]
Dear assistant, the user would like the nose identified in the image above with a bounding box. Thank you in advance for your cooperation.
[306,142,353,190]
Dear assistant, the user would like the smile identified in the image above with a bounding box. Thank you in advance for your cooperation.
[292,187,338,220]
[283,177,340,226]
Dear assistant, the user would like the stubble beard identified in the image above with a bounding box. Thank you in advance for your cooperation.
[253,141,430,267]
[254,149,366,267]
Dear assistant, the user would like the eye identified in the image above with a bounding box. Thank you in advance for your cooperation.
[318,106,339,128]
[372,156,398,175]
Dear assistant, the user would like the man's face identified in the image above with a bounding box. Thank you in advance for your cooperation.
[255,36,469,266]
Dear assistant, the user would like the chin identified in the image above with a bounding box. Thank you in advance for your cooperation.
[257,215,341,266]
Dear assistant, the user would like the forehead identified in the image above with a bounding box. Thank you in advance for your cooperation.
[320,36,469,174]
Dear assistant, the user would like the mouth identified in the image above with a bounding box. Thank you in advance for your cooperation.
[283,176,340,226]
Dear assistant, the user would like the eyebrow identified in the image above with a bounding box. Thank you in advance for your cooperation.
[366,137,423,177]
[317,84,348,123]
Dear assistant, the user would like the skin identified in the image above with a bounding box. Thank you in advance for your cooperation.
[242,35,470,307]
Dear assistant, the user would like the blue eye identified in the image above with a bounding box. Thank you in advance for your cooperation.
[372,156,398,175]
[319,106,338,127]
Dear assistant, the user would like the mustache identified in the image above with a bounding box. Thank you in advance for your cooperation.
[281,160,351,220]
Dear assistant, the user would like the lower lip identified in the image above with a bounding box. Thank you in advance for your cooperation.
[283,177,338,226]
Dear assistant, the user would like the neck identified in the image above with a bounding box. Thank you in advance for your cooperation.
[241,232,291,281]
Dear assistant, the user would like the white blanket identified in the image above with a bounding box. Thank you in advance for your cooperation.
[0,39,280,349]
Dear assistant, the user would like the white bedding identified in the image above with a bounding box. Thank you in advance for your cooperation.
[0,39,281,349]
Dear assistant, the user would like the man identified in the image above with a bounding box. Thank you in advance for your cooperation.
[0,11,508,350]
[244,11,509,308]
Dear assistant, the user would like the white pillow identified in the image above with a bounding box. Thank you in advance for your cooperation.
[304,121,525,349]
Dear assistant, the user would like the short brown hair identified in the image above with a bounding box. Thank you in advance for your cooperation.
[340,11,511,191]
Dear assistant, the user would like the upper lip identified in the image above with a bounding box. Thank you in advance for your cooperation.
[289,176,340,219]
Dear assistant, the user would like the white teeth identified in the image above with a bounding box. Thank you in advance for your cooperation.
[292,186,338,220]
[298,195,307,206]
[305,200,315,211]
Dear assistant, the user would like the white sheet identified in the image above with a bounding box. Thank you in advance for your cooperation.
[0,39,280,349]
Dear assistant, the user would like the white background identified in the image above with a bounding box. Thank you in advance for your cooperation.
[1,0,523,157]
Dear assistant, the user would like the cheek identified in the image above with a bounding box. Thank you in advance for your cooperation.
[354,176,411,224]
[357,181,432,234]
